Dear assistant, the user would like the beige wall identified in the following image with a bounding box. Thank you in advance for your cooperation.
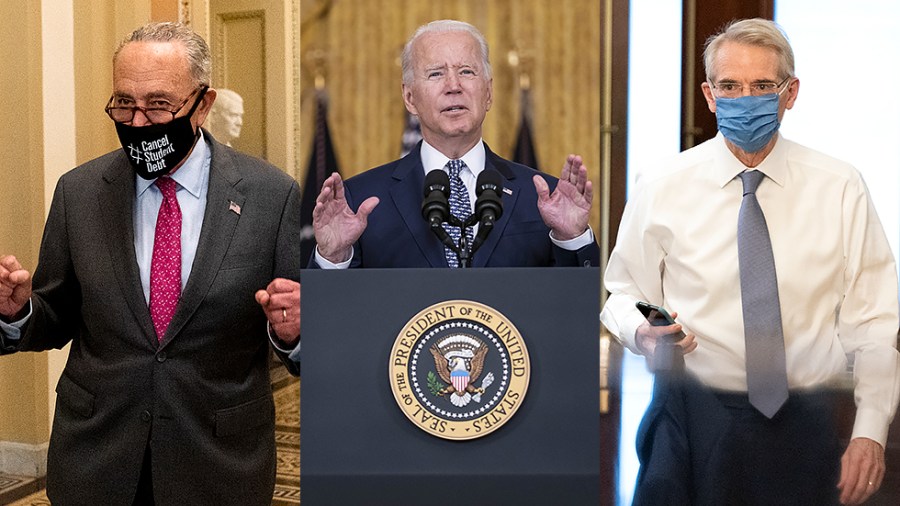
[298,0,602,231]
[0,0,51,447]
[152,0,180,21]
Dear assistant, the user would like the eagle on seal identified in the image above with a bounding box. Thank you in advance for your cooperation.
[430,336,488,407]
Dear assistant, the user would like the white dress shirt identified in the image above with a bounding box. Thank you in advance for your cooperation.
[315,139,593,268]
[600,133,900,446]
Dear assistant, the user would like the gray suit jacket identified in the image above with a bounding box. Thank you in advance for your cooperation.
[0,132,300,505]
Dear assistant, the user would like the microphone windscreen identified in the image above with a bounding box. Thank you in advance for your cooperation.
[422,169,451,224]
[474,168,503,224]
[423,169,450,197]
[475,169,503,196]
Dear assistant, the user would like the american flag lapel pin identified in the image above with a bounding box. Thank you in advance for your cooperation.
[228,200,241,215]
[502,187,513,196]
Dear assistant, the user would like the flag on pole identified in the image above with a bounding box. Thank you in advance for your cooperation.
[512,88,540,171]
[300,90,340,268]
[400,110,423,158]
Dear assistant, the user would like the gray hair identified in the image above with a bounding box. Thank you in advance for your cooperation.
[114,22,212,86]
[401,19,492,85]
[703,18,795,83]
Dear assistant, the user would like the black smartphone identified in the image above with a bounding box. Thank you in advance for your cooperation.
[635,301,686,372]
[635,301,685,340]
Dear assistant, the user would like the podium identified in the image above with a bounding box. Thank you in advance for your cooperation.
[301,268,600,505]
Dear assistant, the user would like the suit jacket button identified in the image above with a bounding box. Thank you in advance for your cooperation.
[140,410,151,423]
[583,260,592,267]
[156,352,166,363]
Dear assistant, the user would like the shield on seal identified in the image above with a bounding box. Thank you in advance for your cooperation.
[451,369,470,392]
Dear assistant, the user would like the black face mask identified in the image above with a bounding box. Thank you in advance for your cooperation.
[114,87,208,180]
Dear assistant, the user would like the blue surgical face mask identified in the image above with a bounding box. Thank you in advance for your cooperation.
[714,89,785,153]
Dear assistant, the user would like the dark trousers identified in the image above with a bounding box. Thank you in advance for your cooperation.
[634,371,841,506]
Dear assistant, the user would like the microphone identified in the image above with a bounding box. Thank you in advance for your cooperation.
[470,169,504,253]
[421,169,450,228]
[422,169,460,257]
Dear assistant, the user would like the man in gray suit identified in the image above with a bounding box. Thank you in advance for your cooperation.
[0,22,299,505]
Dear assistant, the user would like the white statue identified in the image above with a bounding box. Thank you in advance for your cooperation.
[207,88,244,146]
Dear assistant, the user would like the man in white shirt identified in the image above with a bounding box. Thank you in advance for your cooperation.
[601,18,899,506]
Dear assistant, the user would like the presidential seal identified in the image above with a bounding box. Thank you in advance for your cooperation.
[389,300,530,440]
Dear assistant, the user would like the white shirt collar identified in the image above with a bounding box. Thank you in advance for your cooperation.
[713,132,787,189]
[419,139,486,177]
[136,130,210,197]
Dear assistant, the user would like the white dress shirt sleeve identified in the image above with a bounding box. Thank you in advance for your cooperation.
[314,245,352,269]
[551,227,595,251]
[837,175,900,446]
[600,181,666,354]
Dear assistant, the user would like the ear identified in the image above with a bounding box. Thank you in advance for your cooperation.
[484,78,493,112]
[700,81,716,113]
[193,87,217,129]
[784,78,800,111]
[402,83,417,115]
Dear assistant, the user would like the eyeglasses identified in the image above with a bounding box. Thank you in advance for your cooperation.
[710,76,792,99]
[105,86,207,124]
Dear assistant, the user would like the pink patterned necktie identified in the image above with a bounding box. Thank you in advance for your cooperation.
[150,177,182,341]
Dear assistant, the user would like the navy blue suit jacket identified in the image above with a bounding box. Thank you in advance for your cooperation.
[314,142,599,268]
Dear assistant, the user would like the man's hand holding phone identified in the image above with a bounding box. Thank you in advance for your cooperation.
[635,301,697,370]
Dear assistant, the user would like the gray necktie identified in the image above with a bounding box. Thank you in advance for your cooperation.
[737,170,789,418]
[443,159,474,267]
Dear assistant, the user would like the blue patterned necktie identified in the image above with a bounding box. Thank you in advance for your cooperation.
[443,159,474,267]
[737,170,789,418]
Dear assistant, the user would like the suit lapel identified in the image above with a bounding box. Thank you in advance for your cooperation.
[160,139,244,348]
[472,146,519,267]
[99,156,158,346]
[389,146,447,267]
